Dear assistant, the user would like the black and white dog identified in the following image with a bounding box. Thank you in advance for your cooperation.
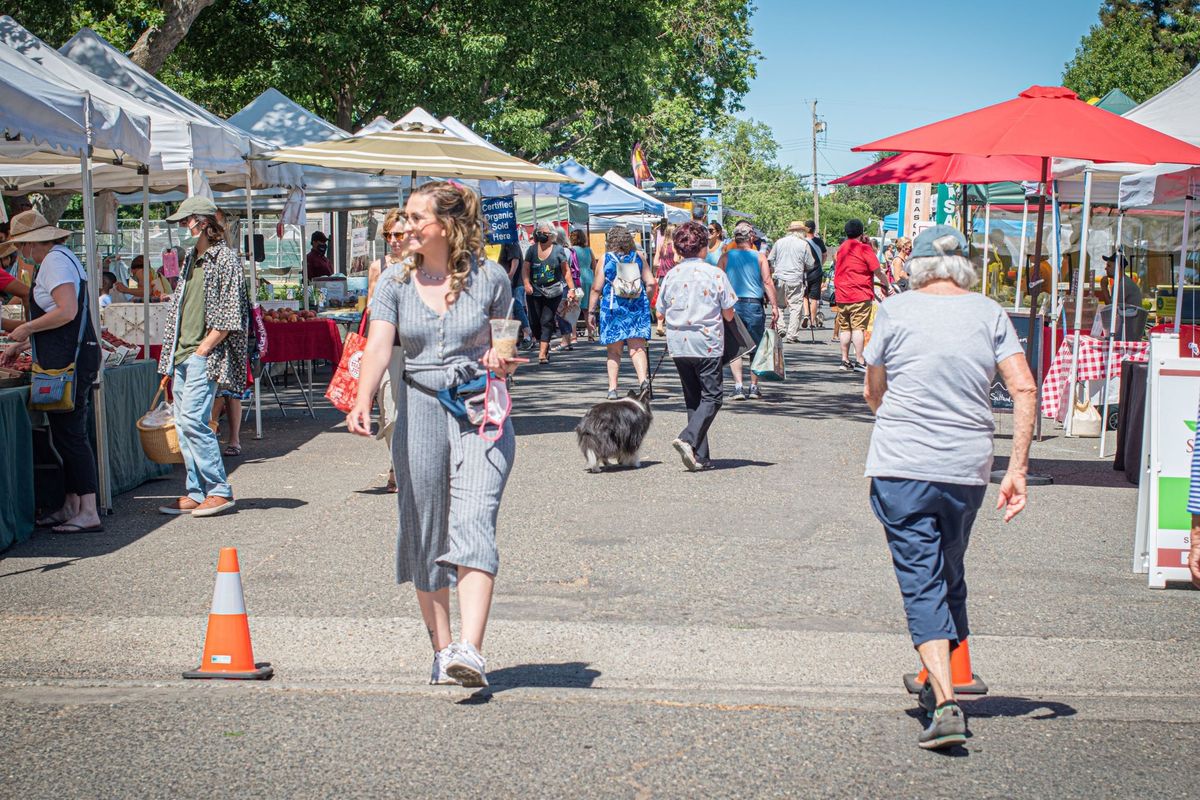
[575,383,653,472]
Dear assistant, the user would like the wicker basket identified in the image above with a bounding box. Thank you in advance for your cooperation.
[137,378,184,464]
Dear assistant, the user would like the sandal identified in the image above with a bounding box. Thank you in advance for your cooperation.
[385,470,398,493]
[538,358,550,365]
[222,444,242,457]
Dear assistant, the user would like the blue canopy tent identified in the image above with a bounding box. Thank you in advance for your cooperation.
[883,211,899,232]
[552,158,664,216]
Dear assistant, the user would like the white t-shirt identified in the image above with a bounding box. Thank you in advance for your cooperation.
[863,291,1023,485]
[655,258,737,359]
[32,246,83,312]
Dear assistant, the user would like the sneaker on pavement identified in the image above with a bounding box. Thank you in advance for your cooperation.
[918,702,967,750]
[672,438,701,472]
[191,495,236,518]
[445,641,489,688]
[747,384,762,400]
[839,360,852,371]
[430,645,459,685]
[606,389,619,400]
[853,362,867,373]
[159,496,200,516]
[730,385,747,401]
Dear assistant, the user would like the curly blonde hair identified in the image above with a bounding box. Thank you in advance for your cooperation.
[380,207,404,266]
[396,182,485,305]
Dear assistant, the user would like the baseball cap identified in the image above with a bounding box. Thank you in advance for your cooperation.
[911,224,966,258]
[1102,251,1129,268]
[165,196,219,222]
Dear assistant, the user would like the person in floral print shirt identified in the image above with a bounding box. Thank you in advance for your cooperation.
[655,220,737,472]
[156,196,248,518]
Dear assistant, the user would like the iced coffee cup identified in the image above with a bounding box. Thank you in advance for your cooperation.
[490,318,521,360]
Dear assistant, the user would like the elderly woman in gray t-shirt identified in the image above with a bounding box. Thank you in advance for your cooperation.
[861,225,1035,751]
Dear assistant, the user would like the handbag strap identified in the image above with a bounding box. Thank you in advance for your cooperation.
[29,246,88,367]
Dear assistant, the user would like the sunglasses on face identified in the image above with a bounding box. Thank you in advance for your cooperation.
[384,232,404,240]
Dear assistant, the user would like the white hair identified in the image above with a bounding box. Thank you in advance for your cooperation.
[907,254,978,290]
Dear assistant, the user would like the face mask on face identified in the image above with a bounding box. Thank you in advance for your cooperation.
[534,231,549,244]
[314,243,326,253]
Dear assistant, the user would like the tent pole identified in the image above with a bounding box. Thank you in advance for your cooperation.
[1100,211,1126,459]
[1014,197,1029,312]
[141,172,151,357]
[80,143,111,514]
[1175,195,1192,330]
[245,174,261,441]
[1064,169,1094,437]
[982,202,992,297]
[1027,158,1050,448]
[1047,179,1062,430]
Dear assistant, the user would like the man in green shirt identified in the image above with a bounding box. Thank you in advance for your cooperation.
[156,196,248,518]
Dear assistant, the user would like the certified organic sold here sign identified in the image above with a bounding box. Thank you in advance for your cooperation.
[1144,353,1200,587]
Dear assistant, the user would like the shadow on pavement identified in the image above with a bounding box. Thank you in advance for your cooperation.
[993,454,1128,489]
[457,661,602,704]
[903,695,1077,723]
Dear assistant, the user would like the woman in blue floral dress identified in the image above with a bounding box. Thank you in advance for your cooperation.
[586,225,655,399]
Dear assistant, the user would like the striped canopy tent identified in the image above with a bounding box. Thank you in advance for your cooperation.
[257,116,572,187]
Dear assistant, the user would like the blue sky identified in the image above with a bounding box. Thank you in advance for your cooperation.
[738,0,1104,186]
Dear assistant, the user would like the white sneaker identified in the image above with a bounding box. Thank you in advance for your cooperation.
[445,641,489,688]
[672,438,701,472]
[430,645,458,685]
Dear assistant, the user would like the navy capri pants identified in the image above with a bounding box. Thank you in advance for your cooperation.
[869,477,987,647]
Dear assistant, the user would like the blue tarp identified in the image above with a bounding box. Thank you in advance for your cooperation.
[883,212,899,232]
[552,158,664,216]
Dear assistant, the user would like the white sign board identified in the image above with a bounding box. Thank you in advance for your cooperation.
[350,227,369,259]
[1134,334,1199,587]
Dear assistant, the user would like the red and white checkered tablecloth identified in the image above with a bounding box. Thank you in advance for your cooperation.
[1039,334,1148,419]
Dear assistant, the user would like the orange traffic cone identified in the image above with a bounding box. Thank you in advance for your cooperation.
[902,638,987,695]
[183,548,273,680]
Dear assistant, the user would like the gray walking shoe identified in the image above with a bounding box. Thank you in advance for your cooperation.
[918,702,967,750]
[445,641,489,688]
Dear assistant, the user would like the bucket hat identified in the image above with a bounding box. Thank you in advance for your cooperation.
[5,210,72,243]
[165,195,219,222]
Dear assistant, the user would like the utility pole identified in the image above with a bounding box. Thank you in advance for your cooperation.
[811,100,824,235]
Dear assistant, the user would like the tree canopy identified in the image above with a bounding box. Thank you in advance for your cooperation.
[1063,1,1199,102]
[11,0,758,176]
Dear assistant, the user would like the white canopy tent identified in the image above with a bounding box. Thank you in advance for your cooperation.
[0,44,151,167]
[0,40,155,515]
[0,18,251,192]
[602,171,690,224]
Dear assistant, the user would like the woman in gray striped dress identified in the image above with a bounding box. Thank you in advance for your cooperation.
[348,181,523,689]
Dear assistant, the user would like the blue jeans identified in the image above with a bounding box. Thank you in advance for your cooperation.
[172,354,232,501]
[511,283,532,336]
[734,298,766,345]
[869,477,985,647]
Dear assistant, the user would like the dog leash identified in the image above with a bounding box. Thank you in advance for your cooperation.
[648,343,670,387]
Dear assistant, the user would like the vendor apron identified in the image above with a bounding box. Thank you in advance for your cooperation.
[29,247,101,403]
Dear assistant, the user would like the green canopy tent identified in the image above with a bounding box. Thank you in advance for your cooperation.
[515,195,589,226]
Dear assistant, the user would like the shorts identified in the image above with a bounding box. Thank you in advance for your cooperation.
[836,300,872,331]
[804,274,822,300]
[734,298,765,346]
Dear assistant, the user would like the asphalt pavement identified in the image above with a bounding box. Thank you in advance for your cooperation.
[1,331,1197,798]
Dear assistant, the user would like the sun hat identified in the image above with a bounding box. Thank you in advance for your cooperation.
[787,220,807,233]
[0,241,16,259]
[164,195,219,222]
[5,210,72,243]
[911,224,967,258]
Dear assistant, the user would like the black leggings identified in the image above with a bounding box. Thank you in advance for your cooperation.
[527,292,560,343]
[47,369,98,497]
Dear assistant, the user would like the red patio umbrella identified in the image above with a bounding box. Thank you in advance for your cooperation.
[831,152,1045,186]
[853,86,1200,279]
[853,86,1200,476]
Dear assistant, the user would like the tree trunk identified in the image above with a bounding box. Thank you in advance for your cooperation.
[30,194,72,226]
[128,0,218,75]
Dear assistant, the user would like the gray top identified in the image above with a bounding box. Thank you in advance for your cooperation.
[767,233,814,284]
[863,291,1023,486]
[370,258,512,391]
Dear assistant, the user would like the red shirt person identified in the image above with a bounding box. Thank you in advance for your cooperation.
[305,231,333,280]
[832,218,889,371]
